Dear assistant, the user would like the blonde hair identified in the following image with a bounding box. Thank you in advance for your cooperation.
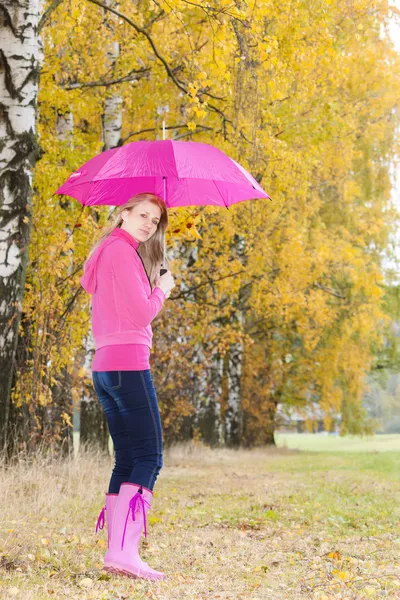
[87,193,169,289]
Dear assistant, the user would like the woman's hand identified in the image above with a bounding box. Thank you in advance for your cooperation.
[155,268,174,298]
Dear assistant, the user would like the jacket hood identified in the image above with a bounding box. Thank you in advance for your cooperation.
[80,228,140,294]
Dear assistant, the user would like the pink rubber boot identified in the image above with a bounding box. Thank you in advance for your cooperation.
[103,482,166,580]
[96,493,119,549]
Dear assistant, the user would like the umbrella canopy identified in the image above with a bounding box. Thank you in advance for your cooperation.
[54,140,270,208]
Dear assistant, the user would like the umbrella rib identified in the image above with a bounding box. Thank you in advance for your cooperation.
[212,180,229,209]
[169,139,180,179]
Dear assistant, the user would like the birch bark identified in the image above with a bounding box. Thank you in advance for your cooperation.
[80,0,122,453]
[0,0,43,450]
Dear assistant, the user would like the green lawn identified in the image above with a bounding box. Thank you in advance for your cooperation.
[1,441,399,599]
[275,432,400,453]
[73,432,400,456]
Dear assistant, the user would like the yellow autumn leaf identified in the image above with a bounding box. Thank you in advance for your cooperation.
[337,571,352,580]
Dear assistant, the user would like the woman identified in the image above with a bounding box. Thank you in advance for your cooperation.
[80,192,175,581]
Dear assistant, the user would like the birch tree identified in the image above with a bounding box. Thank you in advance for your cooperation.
[0,0,43,452]
[80,0,122,452]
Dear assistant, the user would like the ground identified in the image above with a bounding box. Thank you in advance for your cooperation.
[1,435,399,599]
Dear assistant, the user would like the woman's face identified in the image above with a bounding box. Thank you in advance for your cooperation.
[121,201,162,243]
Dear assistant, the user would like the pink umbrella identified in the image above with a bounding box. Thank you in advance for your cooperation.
[54,140,271,274]
[54,140,271,208]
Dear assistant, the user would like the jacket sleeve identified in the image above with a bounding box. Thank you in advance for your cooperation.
[108,241,166,328]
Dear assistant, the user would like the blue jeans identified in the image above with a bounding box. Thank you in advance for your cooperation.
[92,369,163,493]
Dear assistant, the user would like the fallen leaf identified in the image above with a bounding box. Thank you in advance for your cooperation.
[79,578,93,588]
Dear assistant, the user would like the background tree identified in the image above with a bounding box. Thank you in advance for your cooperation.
[2,0,399,456]
[0,1,44,455]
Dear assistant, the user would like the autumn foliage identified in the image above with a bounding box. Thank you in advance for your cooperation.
[10,0,400,450]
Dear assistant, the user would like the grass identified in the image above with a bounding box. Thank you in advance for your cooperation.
[275,433,400,453]
[1,441,400,599]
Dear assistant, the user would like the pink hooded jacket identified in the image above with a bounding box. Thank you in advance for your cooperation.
[80,228,166,350]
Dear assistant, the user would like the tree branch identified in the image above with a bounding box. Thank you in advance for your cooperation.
[41,0,228,133]
[58,288,83,323]
[86,0,188,94]
[143,9,166,30]
[121,123,213,144]
[38,0,65,33]
[171,270,246,300]
[55,262,86,288]
[207,103,233,140]
[62,68,150,90]
[173,127,213,140]
[179,0,247,23]
[312,282,346,300]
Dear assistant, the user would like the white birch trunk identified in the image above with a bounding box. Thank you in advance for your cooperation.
[56,110,74,143]
[79,1,122,453]
[223,238,247,447]
[102,0,122,150]
[0,0,43,450]
[54,107,75,452]
[198,350,224,446]
[103,92,123,150]
[84,0,122,382]
[225,338,244,446]
[84,0,122,375]
[180,244,224,445]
